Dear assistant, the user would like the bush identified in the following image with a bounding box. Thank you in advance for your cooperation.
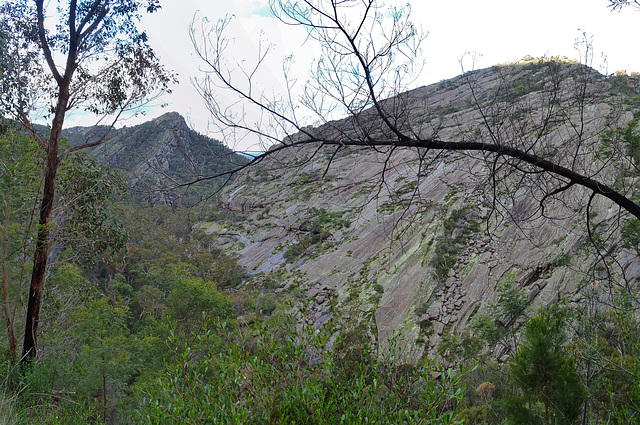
[506,308,586,425]
[135,315,470,425]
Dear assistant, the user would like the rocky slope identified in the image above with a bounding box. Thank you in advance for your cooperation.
[62,112,247,205]
[210,61,640,360]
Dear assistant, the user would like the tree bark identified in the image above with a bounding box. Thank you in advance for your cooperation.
[21,149,59,360]
[22,86,68,361]
[21,0,76,363]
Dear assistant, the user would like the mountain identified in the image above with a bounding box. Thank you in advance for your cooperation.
[61,112,248,205]
[202,60,640,361]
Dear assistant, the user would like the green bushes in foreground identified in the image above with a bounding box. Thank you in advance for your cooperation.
[134,315,470,425]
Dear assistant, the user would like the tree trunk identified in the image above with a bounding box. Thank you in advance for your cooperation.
[21,92,66,361]
[21,154,58,360]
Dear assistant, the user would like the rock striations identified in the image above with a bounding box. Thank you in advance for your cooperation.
[204,64,640,361]
[210,62,640,360]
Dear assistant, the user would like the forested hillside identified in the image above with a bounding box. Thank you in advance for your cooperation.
[62,112,248,206]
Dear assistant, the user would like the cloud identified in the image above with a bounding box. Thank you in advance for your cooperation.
[250,3,275,18]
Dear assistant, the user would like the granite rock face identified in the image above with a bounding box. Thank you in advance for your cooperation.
[206,63,640,360]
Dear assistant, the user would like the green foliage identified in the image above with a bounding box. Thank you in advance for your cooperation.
[115,204,245,290]
[0,185,246,423]
[507,308,586,425]
[0,130,42,201]
[164,268,233,324]
[284,207,351,261]
[0,359,104,425]
[599,119,640,192]
[0,129,128,357]
[616,347,640,424]
[621,218,640,249]
[255,294,278,315]
[622,119,640,165]
[435,104,461,115]
[496,282,528,325]
[430,206,480,280]
[552,253,572,268]
[135,315,469,425]
[0,130,43,355]
[473,279,529,350]
[432,239,459,280]
[573,307,640,424]
[493,66,548,103]
[57,151,129,265]
[607,74,640,108]
[509,73,545,99]
[0,362,19,425]
[438,330,483,364]
[69,298,139,421]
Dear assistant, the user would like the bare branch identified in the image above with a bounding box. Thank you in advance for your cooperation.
[36,0,62,84]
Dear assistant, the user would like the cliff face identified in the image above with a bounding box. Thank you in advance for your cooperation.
[62,112,247,205]
[206,61,640,360]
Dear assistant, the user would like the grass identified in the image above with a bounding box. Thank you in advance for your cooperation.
[0,392,17,425]
[0,363,19,425]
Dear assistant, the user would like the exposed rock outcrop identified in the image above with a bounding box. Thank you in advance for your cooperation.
[206,63,640,361]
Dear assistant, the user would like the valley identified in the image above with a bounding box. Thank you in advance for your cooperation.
[2,59,640,424]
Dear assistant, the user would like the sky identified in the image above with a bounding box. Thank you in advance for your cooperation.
[62,0,640,151]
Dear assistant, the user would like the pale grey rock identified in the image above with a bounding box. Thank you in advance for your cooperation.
[426,302,442,319]
[211,64,640,362]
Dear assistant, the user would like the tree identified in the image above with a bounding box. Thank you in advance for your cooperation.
[71,297,138,422]
[135,313,470,424]
[608,0,640,11]
[0,0,173,361]
[0,124,129,361]
[0,129,42,358]
[507,309,586,425]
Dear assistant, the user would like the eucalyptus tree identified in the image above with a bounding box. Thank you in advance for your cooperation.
[0,130,41,358]
[0,0,174,361]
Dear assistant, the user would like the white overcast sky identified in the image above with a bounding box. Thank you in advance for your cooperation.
[63,0,640,151]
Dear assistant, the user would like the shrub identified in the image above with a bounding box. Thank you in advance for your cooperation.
[135,315,470,424]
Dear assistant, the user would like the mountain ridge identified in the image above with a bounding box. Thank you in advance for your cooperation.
[44,61,640,360]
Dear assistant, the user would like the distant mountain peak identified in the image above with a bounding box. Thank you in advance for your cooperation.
[151,111,188,126]
[61,112,248,206]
